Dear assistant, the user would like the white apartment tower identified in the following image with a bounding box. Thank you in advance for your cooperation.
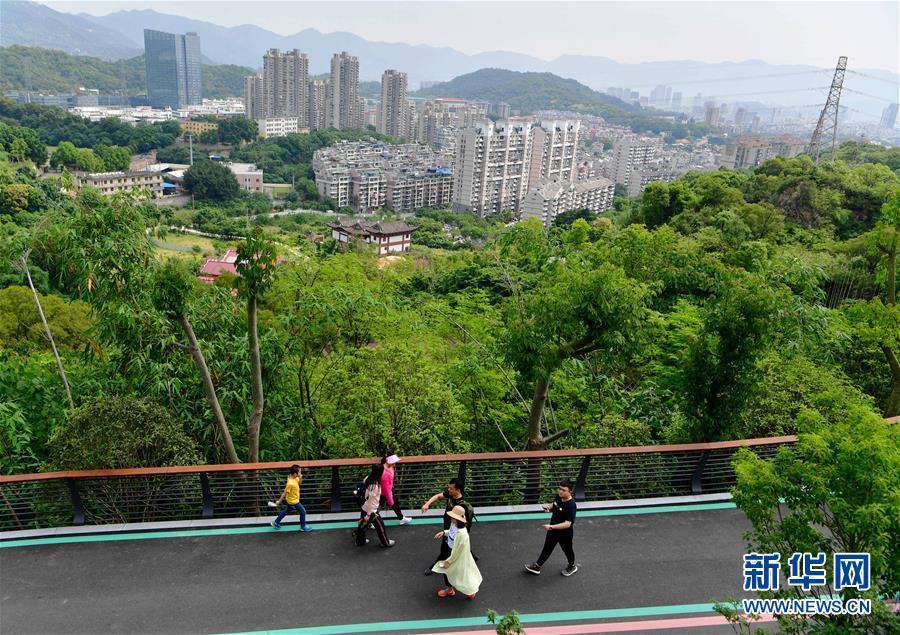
[262,49,309,123]
[452,119,534,217]
[609,136,661,188]
[328,52,361,130]
[528,119,580,185]
[378,70,408,139]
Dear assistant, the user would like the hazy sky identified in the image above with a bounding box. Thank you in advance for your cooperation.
[44,1,900,72]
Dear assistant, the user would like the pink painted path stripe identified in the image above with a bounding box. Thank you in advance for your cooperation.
[422,613,776,634]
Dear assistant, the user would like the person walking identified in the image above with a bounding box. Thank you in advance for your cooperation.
[421,477,474,574]
[355,463,395,548]
[380,454,412,525]
[270,464,313,532]
[524,479,578,576]
[432,505,482,599]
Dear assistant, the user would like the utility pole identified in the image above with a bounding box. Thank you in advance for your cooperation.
[808,56,848,164]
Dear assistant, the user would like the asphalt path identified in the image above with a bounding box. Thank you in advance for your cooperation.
[0,505,756,635]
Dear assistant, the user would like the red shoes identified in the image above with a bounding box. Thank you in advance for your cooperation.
[467,593,477,600]
[437,587,456,597]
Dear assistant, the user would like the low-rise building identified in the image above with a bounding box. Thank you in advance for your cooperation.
[75,170,164,198]
[327,220,417,255]
[225,162,264,193]
[181,119,219,137]
[257,117,310,138]
[198,248,238,284]
[520,176,614,227]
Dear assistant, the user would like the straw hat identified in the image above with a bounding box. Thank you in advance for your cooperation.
[446,505,467,524]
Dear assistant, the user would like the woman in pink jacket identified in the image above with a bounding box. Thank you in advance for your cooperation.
[380,454,412,525]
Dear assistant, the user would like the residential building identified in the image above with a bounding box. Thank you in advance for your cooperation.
[719,134,806,170]
[225,163,264,193]
[257,117,309,138]
[180,119,218,137]
[528,119,579,185]
[386,168,453,212]
[328,52,361,130]
[262,49,309,123]
[416,99,486,148]
[521,176,614,227]
[308,80,328,130]
[313,140,453,213]
[75,170,164,198]
[244,75,264,121]
[704,102,720,127]
[496,102,510,119]
[378,70,408,139]
[452,119,534,216]
[198,248,238,284]
[144,29,202,109]
[327,220,417,255]
[769,134,807,159]
[608,136,661,188]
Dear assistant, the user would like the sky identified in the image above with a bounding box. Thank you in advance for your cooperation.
[43,1,900,73]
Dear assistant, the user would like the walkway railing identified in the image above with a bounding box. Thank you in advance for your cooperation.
[0,435,798,531]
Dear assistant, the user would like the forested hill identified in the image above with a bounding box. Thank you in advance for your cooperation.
[0,46,252,99]
[415,68,697,135]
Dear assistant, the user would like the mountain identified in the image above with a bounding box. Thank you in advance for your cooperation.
[0,46,253,98]
[0,1,141,60]
[416,68,640,114]
[5,3,897,116]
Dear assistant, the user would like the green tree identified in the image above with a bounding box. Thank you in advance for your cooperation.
[151,260,240,463]
[93,144,132,172]
[47,395,203,470]
[218,117,257,144]
[183,160,240,202]
[730,408,899,633]
[49,141,79,169]
[8,137,28,163]
[235,227,278,463]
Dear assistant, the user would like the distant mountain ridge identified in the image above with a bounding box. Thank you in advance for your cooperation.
[3,1,897,115]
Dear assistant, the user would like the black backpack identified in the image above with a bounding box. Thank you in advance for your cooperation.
[352,481,368,506]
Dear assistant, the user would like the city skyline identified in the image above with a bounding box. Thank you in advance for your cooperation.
[42,1,899,73]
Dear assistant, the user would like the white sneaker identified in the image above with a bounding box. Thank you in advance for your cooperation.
[400,516,412,525]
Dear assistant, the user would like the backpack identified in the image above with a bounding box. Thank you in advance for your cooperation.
[459,500,477,528]
[352,481,368,506]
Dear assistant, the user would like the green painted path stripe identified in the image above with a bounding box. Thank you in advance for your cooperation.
[213,602,719,635]
[0,501,736,549]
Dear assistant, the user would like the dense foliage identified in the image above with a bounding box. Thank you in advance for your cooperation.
[0,138,898,477]
[0,46,253,98]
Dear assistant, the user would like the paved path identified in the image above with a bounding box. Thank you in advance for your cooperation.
[0,502,764,635]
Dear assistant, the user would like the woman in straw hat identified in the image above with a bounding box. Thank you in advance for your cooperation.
[431,505,482,599]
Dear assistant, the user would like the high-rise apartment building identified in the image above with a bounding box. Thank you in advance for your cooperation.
[244,75,264,120]
[528,120,580,185]
[608,136,661,187]
[378,70,408,139]
[144,29,202,109]
[261,49,309,123]
[328,52,361,130]
[704,102,720,127]
[452,119,534,216]
[308,80,328,130]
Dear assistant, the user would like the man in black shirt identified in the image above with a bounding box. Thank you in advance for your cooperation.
[421,477,473,575]
[525,479,578,576]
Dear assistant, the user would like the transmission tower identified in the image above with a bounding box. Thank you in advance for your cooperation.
[808,56,848,164]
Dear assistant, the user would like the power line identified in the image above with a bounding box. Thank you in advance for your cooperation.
[845,69,900,85]
[842,87,897,103]
[624,69,831,90]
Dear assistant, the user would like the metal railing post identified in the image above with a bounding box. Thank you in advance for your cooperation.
[66,478,85,526]
[199,473,214,519]
[691,451,710,495]
[575,456,591,502]
[330,466,342,513]
[457,460,467,486]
